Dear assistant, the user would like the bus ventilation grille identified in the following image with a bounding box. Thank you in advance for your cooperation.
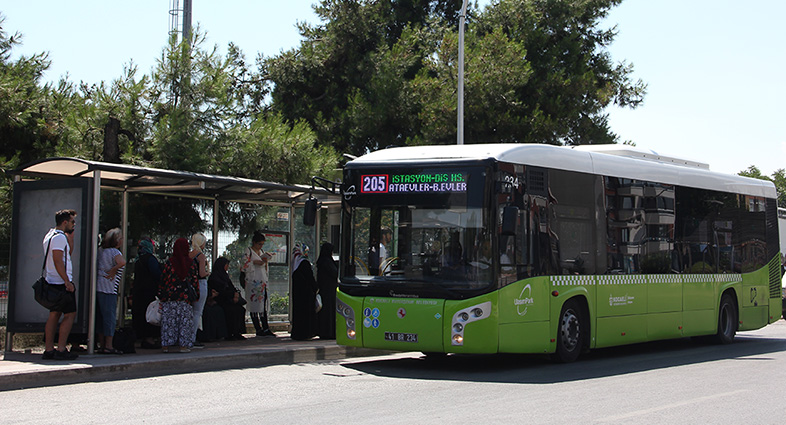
[769,255,781,299]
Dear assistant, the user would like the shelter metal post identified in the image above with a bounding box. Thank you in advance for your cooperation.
[315,204,322,255]
[4,175,21,352]
[119,188,129,327]
[288,203,295,323]
[88,171,101,355]
[213,197,219,261]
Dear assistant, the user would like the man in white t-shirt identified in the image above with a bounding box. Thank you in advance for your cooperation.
[41,209,79,360]
[379,228,392,261]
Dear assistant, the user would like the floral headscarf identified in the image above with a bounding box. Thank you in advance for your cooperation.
[292,243,309,272]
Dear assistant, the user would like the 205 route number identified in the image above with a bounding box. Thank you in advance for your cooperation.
[361,175,388,193]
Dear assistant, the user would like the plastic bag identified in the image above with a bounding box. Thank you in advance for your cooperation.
[146,298,162,326]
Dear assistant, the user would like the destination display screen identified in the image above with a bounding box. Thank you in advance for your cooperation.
[360,172,468,194]
[343,165,486,208]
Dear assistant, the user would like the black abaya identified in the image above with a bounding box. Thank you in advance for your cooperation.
[131,253,161,342]
[316,243,338,339]
[290,259,318,341]
[208,258,247,338]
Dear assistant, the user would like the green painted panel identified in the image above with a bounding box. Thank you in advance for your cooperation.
[647,275,682,313]
[741,285,768,308]
[498,322,551,353]
[769,298,782,324]
[336,291,364,347]
[596,315,647,348]
[683,275,716,311]
[682,309,715,336]
[646,312,683,340]
[740,306,768,331]
[742,265,770,287]
[596,275,647,317]
[444,295,498,353]
[498,277,550,323]
[361,297,445,351]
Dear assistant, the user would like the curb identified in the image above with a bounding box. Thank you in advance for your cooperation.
[0,345,392,392]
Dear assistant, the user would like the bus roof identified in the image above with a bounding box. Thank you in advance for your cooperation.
[349,144,777,198]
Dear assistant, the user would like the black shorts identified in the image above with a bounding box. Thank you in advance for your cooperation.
[48,285,77,314]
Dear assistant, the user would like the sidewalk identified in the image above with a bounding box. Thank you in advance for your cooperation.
[0,332,392,392]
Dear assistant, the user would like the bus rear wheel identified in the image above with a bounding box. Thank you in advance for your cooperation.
[714,293,738,344]
[553,299,583,363]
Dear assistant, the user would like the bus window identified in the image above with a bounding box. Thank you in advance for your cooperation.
[344,205,493,292]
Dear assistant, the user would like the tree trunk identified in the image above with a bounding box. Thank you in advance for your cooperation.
[103,116,121,163]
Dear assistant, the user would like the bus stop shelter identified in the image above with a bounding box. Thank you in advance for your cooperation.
[5,157,340,354]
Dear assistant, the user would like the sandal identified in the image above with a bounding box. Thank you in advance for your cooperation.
[101,347,123,355]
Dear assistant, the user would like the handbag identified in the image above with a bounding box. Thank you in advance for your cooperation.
[239,247,250,289]
[183,279,198,303]
[32,234,68,310]
[146,298,162,326]
[315,291,323,313]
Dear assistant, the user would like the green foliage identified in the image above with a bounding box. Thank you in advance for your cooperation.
[269,291,289,315]
[0,16,340,269]
[266,0,647,156]
[0,14,57,164]
[739,165,786,208]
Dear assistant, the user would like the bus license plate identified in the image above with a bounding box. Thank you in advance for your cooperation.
[385,332,418,343]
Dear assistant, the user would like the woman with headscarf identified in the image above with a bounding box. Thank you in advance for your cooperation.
[159,238,200,353]
[208,257,247,340]
[290,243,318,341]
[131,237,161,349]
[316,242,338,339]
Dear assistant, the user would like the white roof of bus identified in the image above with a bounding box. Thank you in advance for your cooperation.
[351,144,777,198]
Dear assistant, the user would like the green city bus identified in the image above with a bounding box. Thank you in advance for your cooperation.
[335,144,782,362]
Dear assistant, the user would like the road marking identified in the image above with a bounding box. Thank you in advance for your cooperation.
[595,389,749,422]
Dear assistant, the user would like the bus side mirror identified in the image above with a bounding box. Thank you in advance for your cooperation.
[501,206,518,236]
[303,198,319,226]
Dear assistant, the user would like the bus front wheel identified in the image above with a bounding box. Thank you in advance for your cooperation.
[553,299,584,363]
[714,293,738,344]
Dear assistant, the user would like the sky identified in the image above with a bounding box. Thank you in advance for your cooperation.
[2,0,784,176]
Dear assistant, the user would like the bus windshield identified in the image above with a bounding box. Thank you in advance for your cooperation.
[343,205,493,295]
[340,164,494,298]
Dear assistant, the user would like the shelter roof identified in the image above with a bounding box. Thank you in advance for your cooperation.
[8,157,339,204]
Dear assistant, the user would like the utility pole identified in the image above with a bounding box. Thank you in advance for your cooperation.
[183,0,192,44]
[457,0,469,145]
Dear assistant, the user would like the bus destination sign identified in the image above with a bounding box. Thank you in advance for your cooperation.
[360,173,467,194]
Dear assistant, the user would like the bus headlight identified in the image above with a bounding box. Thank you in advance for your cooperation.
[451,301,492,346]
[337,299,356,340]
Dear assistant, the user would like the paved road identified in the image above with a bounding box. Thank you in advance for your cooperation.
[3,320,786,424]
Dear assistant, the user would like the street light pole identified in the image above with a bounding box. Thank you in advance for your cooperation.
[457,0,469,145]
